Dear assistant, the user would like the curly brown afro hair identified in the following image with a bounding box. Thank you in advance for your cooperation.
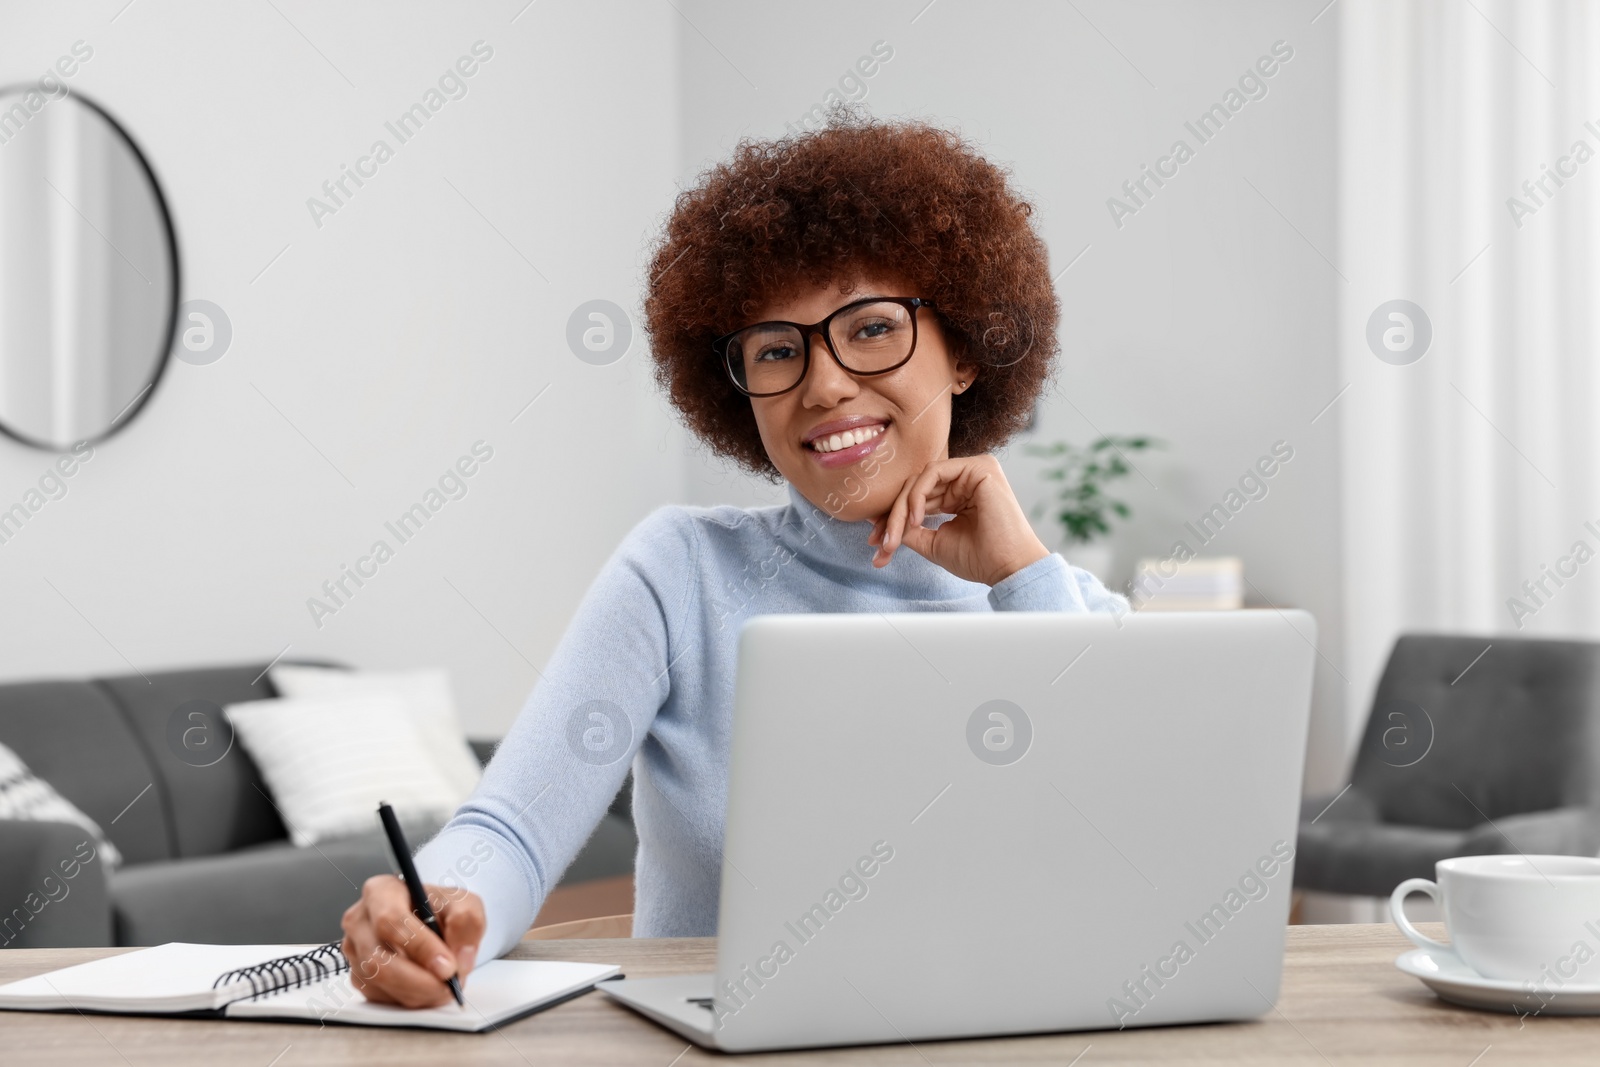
[643,112,1059,478]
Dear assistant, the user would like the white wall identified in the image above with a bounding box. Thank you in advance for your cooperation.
[675,1,1347,791]
[0,0,685,735]
[0,1,1350,790]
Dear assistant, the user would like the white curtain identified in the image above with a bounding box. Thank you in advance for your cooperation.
[1339,1,1600,755]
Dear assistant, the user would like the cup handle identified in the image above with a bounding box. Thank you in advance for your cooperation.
[1390,877,1453,954]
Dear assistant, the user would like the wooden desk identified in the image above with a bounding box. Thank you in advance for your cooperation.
[3,924,1596,1064]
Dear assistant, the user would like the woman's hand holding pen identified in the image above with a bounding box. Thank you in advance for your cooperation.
[341,876,485,1008]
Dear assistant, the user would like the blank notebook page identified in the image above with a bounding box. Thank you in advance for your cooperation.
[227,959,620,1031]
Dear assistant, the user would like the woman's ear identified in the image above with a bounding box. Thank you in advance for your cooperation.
[953,362,981,394]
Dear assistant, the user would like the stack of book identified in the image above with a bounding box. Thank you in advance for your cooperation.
[1130,557,1243,611]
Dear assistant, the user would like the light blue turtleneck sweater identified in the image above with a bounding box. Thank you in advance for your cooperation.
[416,485,1128,959]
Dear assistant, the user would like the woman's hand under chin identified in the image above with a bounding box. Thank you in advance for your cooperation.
[868,454,1050,587]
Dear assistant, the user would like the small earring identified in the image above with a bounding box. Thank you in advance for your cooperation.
[957,380,967,390]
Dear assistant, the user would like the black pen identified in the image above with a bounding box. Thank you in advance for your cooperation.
[377,801,464,1006]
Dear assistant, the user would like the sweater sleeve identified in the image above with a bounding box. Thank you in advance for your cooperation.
[414,508,696,960]
[986,552,1130,615]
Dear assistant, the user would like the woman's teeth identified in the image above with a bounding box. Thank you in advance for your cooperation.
[811,425,885,453]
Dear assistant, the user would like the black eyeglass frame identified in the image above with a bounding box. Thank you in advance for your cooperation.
[714,296,936,399]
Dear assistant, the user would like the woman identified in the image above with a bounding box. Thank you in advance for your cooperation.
[341,115,1127,1006]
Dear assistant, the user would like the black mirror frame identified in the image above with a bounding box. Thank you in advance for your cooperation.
[0,84,180,452]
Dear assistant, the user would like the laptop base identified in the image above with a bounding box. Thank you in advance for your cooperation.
[598,975,718,1048]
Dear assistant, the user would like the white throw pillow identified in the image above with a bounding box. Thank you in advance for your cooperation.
[0,741,122,868]
[268,666,482,800]
[225,694,460,847]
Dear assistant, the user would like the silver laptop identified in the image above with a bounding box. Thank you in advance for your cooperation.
[600,610,1316,1052]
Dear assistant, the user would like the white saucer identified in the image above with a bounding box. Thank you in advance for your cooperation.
[1397,947,1600,1015]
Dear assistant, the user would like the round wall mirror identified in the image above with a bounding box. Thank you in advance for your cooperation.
[0,85,178,450]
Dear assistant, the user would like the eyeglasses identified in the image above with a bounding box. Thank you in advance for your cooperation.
[715,296,935,398]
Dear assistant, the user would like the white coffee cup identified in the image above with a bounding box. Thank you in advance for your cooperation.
[1391,854,1600,985]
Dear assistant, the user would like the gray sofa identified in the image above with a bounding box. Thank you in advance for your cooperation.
[0,662,635,948]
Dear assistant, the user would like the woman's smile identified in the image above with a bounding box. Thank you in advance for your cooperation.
[803,416,889,467]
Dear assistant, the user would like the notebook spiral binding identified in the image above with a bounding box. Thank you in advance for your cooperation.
[212,942,349,1000]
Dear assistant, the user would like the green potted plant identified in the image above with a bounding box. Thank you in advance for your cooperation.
[1025,435,1159,580]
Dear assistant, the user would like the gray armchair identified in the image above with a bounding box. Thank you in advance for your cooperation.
[1296,634,1600,898]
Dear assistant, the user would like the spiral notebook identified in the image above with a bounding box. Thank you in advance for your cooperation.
[0,942,620,1032]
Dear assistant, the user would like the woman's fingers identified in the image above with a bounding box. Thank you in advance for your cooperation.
[343,931,394,1002]
[910,473,963,529]
[343,875,463,1008]
[370,909,461,1007]
[374,909,456,979]
[436,888,486,981]
[364,949,459,1007]
[880,461,962,564]
[898,521,939,560]
[902,463,945,532]
[874,475,918,566]
[345,925,444,1008]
